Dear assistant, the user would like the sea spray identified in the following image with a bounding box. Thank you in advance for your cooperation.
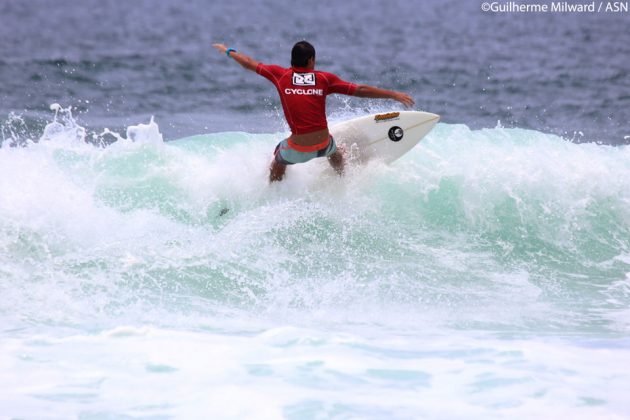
[1,105,164,148]
[40,103,86,143]
[1,106,629,418]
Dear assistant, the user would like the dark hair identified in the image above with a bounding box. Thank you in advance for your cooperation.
[291,41,315,67]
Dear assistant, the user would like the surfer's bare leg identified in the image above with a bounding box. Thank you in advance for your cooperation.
[328,148,344,176]
[269,160,287,182]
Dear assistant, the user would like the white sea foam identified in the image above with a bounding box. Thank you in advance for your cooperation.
[1,326,630,418]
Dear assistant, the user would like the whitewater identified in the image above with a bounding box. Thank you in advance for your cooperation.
[1,105,629,419]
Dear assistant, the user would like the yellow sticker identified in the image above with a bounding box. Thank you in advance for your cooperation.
[374,112,400,122]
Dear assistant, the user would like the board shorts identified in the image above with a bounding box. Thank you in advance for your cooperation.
[274,136,337,165]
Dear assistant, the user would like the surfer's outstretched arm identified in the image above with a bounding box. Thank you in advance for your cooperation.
[354,85,415,108]
[212,43,259,72]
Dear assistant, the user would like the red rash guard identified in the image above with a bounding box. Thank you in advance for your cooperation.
[255,63,358,135]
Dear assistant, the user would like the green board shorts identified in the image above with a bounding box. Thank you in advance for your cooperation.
[274,136,337,165]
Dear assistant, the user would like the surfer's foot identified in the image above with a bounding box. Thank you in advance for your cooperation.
[328,149,344,176]
[269,160,287,182]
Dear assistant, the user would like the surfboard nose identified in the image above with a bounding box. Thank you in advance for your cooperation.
[426,112,440,122]
[401,110,440,123]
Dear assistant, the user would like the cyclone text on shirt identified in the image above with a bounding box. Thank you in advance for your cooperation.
[284,88,324,95]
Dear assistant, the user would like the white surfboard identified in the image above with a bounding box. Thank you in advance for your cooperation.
[330,111,440,164]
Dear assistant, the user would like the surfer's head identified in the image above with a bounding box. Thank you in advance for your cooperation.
[291,41,315,68]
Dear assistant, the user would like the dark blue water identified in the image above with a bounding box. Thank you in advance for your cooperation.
[0,0,628,143]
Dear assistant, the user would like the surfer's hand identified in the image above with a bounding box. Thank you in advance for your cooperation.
[212,43,228,55]
[394,92,415,108]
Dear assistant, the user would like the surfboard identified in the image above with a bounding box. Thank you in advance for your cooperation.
[329,111,440,164]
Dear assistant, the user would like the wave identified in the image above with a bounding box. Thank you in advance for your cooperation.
[1,105,629,334]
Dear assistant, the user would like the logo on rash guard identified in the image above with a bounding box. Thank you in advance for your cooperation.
[292,73,316,86]
[284,88,324,95]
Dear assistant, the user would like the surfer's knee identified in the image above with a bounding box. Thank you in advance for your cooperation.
[328,150,344,176]
[328,151,342,165]
[269,160,286,182]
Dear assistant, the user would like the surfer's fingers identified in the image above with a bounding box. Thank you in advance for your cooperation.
[399,93,415,108]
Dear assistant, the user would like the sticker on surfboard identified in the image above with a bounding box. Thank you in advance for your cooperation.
[388,126,404,142]
[374,112,400,122]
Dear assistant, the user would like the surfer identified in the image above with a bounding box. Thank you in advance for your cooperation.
[212,41,415,182]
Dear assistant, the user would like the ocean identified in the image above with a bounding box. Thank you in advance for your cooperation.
[1,0,629,418]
